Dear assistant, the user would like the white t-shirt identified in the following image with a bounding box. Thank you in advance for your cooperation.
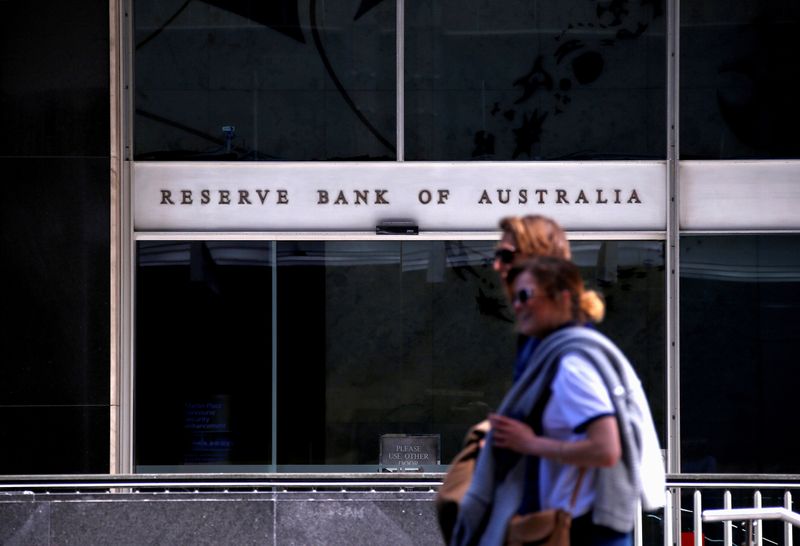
[538,352,615,517]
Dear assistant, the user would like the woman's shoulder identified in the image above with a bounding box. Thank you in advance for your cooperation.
[548,324,603,343]
[558,351,604,382]
[551,352,615,415]
[547,325,623,360]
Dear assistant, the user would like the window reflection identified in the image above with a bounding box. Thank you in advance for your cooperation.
[274,239,664,469]
[405,1,666,160]
[135,241,274,469]
[681,1,800,159]
[134,0,396,160]
[135,239,664,471]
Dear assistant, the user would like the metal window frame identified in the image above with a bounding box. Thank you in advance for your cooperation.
[666,0,680,480]
[112,0,674,476]
[133,231,667,242]
[129,230,667,476]
[111,0,135,475]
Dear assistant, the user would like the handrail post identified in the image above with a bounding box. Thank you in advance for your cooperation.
[664,489,674,546]
[694,490,703,546]
[723,490,732,546]
[754,490,762,546]
[786,491,794,546]
[634,500,643,546]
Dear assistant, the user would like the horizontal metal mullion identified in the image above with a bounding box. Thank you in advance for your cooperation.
[134,230,666,241]
[677,230,800,236]
[0,481,442,491]
[669,483,800,490]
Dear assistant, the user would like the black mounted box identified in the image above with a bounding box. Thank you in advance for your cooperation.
[376,219,419,235]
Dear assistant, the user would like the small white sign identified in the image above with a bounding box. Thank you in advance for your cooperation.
[133,161,667,231]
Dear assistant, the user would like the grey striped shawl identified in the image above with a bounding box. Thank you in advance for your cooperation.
[451,326,664,546]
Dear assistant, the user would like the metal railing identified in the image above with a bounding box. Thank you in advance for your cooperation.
[668,475,800,546]
[0,472,443,494]
[703,508,800,546]
[2,472,800,545]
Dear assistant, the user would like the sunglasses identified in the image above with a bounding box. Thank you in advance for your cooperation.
[512,287,535,305]
[494,248,516,264]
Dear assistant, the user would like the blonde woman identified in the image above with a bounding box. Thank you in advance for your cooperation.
[452,257,664,546]
[494,215,573,382]
[493,215,572,282]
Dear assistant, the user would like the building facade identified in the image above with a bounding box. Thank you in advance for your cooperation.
[3,0,799,495]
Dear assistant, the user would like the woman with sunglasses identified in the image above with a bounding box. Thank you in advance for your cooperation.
[494,215,573,382]
[493,215,572,282]
[451,256,664,546]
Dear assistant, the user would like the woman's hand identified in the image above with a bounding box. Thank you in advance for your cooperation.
[488,413,538,455]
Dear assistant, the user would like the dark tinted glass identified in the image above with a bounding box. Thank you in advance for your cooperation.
[135,242,273,469]
[276,239,664,468]
[134,239,664,470]
[573,241,666,442]
[405,1,666,160]
[681,2,800,159]
[134,1,396,160]
[681,236,800,472]
[275,240,514,468]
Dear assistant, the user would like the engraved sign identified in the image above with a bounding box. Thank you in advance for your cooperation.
[133,161,667,231]
[379,434,440,472]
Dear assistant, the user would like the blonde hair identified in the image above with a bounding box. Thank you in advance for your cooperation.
[508,256,605,324]
[579,290,605,324]
[499,215,571,260]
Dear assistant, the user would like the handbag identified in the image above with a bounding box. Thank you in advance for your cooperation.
[435,419,490,544]
[504,468,586,546]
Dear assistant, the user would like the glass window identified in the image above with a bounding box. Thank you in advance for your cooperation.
[135,239,664,471]
[681,1,800,159]
[135,241,274,469]
[274,240,515,469]
[681,235,800,473]
[133,1,396,160]
[405,1,666,160]
[132,0,669,163]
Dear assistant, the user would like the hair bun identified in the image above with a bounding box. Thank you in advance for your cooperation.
[580,290,605,323]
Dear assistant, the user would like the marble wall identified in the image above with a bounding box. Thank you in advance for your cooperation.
[0,491,445,546]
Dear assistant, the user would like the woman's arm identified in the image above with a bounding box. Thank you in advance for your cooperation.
[489,413,621,468]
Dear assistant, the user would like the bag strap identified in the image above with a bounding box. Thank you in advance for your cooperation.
[569,468,587,510]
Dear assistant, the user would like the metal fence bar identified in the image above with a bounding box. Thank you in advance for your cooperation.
[664,489,674,546]
[703,507,800,526]
[694,490,703,546]
[787,491,794,546]
[724,490,732,546]
[668,482,800,490]
[703,504,800,546]
[754,490,763,546]
[633,501,642,546]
